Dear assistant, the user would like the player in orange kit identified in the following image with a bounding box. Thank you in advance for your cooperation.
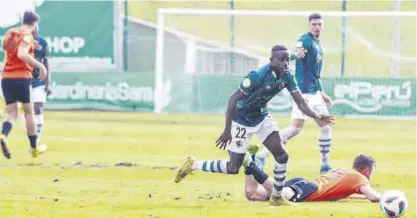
[1,11,47,159]
[242,148,381,203]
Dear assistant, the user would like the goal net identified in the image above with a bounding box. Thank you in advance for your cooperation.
[154,9,416,119]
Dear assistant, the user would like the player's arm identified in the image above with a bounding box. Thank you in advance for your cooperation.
[215,89,245,149]
[290,39,309,60]
[224,89,245,131]
[17,40,44,70]
[216,73,257,149]
[292,91,320,119]
[359,184,381,203]
[43,43,50,83]
[286,73,318,119]
[347,193,367,199]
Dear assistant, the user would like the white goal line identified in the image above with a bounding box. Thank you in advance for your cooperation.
[159,9,417,17]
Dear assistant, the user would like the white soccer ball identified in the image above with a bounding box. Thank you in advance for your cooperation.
[380,190,408,217]
[38,144,48,153]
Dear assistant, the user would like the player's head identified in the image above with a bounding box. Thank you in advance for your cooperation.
[270,45,290,73]
[352,154,376,180]
[308,13,323,38]
[22,11,40,32]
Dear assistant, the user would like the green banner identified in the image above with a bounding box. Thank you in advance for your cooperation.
[192,76,416,117]
[46,72,154,111]
[45,72,415,118]
[0,0,118,71]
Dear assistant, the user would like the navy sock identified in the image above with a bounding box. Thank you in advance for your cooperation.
[245,162,269,184]
[28,135,37,149]
[1,121,12,137]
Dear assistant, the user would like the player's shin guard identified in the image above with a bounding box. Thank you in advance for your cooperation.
[35,114,44,143]
[192,160,228,174]
[28,135,37,149]
[245,162,269,184]
[318,124,332,166]
[272,161,287,197]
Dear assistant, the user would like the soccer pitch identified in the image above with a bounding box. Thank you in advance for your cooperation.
[0,111,414,217]
[127,0,416,77]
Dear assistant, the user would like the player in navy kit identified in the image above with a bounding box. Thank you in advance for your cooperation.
[256,13,334,174]
[31,27,50,151]
[174,45,334,206]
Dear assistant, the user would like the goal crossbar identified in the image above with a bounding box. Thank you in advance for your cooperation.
[159,8,417,17]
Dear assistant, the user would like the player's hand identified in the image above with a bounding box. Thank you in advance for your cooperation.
[38,64,48,81]
[215,129,232,150]
[296,48,308,59]
[316,115,335,126]
[45,85,52,96]
[322,92,332,107]
[33,40,41,50]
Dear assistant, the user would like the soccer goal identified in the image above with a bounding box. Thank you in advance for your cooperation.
[154,9,416,119]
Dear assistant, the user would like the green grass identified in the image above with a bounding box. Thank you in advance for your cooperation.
[0,111,414,217]
[126,0,416,77]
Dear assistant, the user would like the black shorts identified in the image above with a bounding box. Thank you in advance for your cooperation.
[2,79,32,105]
[284,177,318,202]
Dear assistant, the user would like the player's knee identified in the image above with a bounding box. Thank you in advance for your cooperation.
[274,151,289,164]
[320,124,331,134]
[33,103,43,115]
[23,107,34,116]
[226,163,241,174]
[290,126,303,137]
[245,189,256,201]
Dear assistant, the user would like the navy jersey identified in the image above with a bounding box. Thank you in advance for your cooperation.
[32,34,48,88]
[294,33,324,94]
[234,64,300,127]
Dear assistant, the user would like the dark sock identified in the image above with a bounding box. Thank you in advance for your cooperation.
[1,121,12,137]
[245,154,257,175]
[245,162,269,184]
[28,135,37,149]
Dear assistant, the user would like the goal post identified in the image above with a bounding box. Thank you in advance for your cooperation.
[154,9,416,119]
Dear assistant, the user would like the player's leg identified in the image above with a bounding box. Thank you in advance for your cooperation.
[282,178,318,202]
[313,93,332,174]
[0,80,22,158]
[174,122,253,183]
[244,175,272,201]
[255,101,307,168]
[255,115,293,206]
[174,151,245,183]
[19,79,43,157]
[32,85,47,147]
[243,151,273,201]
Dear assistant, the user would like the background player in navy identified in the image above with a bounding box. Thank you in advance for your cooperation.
[32,27,50,152]
[174,45,334,206]
[256,13,333,174]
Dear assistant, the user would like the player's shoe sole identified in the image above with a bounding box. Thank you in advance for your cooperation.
[269,195,296,206]
[0,138,11,159]
[174,156,196,183]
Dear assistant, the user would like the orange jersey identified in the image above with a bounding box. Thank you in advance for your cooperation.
[305,168,369,202]
[2,28,35,79]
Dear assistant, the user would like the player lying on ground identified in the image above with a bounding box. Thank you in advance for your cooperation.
[243,145,381,203]
[174,45,334,206]
[0,11,48,158]
[256,13,333,174]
